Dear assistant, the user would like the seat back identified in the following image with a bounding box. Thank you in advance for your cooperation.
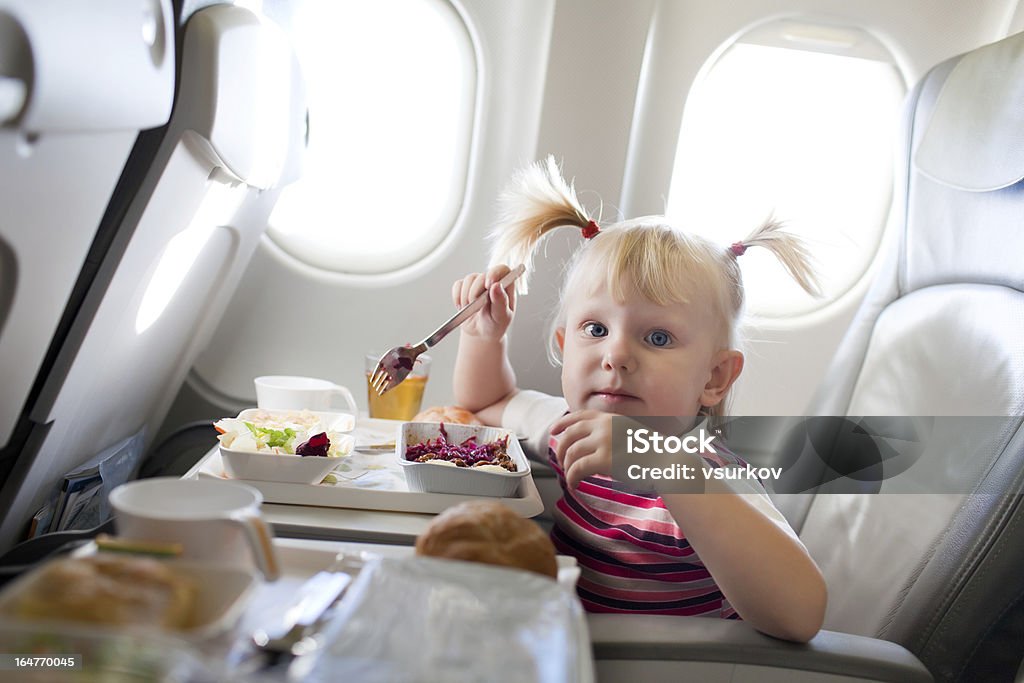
[0,3,306,551]
[777,31,1024,683]
[0,0,174,453]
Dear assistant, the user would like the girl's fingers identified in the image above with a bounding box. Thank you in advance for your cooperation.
[489,283,512,323]
[550,410,595,436]
[469,273,488,302]
[455,266,517,311]
[490,282,507,305]
[552,419,594,468]
[484,263,512,286]
[485,264,517,311]
[457,276,468,307]
[552,426,576,469]
[561,435,596,473]
[461,274,489,311]
[552,412,614,486]
[566,453,606,490]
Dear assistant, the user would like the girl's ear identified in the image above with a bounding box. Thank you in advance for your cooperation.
[555,327,565,352]
[701,350,744,408]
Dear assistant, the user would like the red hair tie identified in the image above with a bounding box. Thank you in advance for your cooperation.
[730,241,747,256]
[581,220,600,240]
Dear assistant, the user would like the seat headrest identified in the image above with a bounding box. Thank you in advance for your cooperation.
[915,32,1024,192]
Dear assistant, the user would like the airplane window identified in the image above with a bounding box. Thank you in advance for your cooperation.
[666,37,905,317]
[266,0,475,274]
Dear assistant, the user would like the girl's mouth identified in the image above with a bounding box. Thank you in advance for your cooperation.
[591,391,639,403]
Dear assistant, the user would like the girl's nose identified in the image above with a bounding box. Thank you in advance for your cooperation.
[601,338,636,373]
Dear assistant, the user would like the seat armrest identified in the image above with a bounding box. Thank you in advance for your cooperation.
[588,614,932,683]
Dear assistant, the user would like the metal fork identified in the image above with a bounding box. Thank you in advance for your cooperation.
[370,264,526,395]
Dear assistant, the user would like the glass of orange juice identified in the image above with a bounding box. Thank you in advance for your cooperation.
[365,352,431,420]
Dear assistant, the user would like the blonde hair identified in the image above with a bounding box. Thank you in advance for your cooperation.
[489,156,821,419]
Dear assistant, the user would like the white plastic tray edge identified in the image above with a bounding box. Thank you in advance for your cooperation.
[185,446,545,518]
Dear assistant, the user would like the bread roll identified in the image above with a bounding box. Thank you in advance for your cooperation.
[412,405,483,425]
[8,555,196,629]
[416,501,557,578]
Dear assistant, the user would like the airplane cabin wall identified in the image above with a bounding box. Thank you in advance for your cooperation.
[617,0,1017,416]
[167,0,557,431]
[165,0,1024,433]
[482,0,1020,416]
[506,0,657,398]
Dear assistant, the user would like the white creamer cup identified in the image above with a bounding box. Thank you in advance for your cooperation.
[109,477,280,580]
[254,375,358,415]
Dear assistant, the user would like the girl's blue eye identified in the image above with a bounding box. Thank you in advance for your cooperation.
[646,330,672,347]
[583,322,608,338]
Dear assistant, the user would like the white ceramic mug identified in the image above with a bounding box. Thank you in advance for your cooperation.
[109,477,280,580]
[254,375,358,415]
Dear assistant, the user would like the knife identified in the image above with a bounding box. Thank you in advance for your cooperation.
[253,570,353,653]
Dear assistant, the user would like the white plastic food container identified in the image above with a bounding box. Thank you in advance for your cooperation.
[397,422,530,497]
[217,409,354,484]
[219,442,353,484]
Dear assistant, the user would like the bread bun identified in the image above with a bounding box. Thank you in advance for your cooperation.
[412,405,483,425]
[416,501,557,578]
[7,555,196,629]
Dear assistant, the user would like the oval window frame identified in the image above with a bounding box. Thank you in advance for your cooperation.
[665,19,907,318]
[265,0,478,276]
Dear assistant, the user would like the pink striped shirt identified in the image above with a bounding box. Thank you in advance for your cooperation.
[547,435,742,618]
[503,391,793,618]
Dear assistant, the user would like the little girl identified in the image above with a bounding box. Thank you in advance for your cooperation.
[452,157,827,642]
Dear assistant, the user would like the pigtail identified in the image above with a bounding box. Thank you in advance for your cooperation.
[734,217,822,297]
[488,155,594,294]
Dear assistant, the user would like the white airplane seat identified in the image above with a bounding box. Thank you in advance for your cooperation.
[590,29,1024,683]
[0,0,175,537]
[0,3,307,554]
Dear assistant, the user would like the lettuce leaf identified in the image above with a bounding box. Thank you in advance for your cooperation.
[245,422,297,449]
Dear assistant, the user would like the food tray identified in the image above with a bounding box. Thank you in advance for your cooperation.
[186,418,544,518]
[268,538,581,589]
[263,539,592,683]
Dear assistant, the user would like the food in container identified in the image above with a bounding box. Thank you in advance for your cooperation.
[397,422,530,497]
[0,553,256,640]
[3,554,196,628]
[214,408,354,456]
[214,408,355,484]
[405,422,515,472]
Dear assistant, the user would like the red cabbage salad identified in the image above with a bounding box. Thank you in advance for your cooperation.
[214,410,350,458]
[405,423,516,472]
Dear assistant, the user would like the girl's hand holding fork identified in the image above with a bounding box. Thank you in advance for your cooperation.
[451,264,518,340]
[451,264,520,418]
